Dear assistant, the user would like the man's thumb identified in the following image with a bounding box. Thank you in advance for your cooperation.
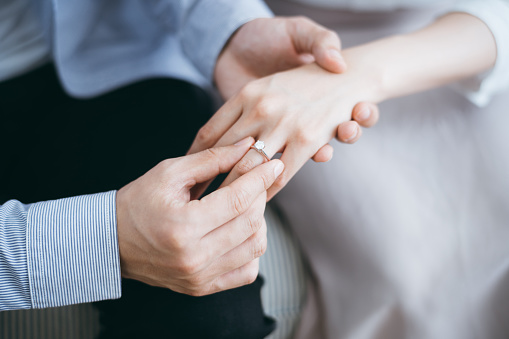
[288,17,346,73]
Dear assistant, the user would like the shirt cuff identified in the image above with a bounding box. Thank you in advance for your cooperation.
[449,0,509,107]
[180,0,273,82]
[27,191,121,308]
[0,200,31,310]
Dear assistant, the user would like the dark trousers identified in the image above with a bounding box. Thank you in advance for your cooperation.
[0,64,275,338]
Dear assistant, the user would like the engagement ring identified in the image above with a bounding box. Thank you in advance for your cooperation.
[250,140,271,162]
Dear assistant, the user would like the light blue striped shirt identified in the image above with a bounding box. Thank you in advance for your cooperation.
[0,0,272,312]
[0,192,120,311]
[35,0,273,98]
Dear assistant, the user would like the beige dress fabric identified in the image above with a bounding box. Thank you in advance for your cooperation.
[267,1,509,338]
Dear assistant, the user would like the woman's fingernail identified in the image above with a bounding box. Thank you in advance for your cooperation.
[273,161,284,177]
[235,136,252,146]
[345,124,359,142]
[357,107,371,121]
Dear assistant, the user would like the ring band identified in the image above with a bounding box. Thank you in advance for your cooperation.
[250,140,271,162]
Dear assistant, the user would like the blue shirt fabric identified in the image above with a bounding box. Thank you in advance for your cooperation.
[45,0,273,98]
[0,0,272,311]
[1,192,119,310]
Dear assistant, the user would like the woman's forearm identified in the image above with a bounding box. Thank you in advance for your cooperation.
[343,12,497,102]
[185,13,498,199]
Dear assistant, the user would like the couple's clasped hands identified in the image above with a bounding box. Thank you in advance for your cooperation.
[115,17,379,297]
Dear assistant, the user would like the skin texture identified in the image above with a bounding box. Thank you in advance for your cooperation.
[189,13,497,200]
[213,17,381,162]
[214,16,346,99]
[116,139,285,296]
[115,16,379,296]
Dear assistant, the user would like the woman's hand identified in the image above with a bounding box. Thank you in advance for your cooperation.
[190,12,497,200]
[189,62,380,199]
[214,16,380,161]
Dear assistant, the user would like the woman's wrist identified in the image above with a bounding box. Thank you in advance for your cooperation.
[340,39,398,104]
[341,34,420,104]
[340,12,497,105]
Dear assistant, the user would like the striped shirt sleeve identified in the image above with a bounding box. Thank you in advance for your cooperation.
[0,191,121,311]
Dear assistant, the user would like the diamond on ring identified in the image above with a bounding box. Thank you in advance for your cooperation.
[250,140,270,162]
[253,140,265,151]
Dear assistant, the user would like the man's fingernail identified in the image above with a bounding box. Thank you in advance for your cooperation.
[357,107,371,121]
[235,136,252,146]
[329,49,341,58]
[273,161,284,177]
[345,124,359,142]
[300,53,315,64]
[329,49,345,63]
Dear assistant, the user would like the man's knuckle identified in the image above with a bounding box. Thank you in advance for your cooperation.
[202,148,220,162]
[245,214,263,237]
[179,261,198,276]
[244,266,259,285]
[322,29,338,42]
[176,254,203,276]
[187,273,208,289]
[230,188,251,216]
[236,157,257,175]
[252,229,267,258]
[162,228,187,251]
[186,288,206,297]
[272,172,287,190]
[253,238,267,258]
[159,158,175,173]
[293,16,312,26]
[260,172,274,191]
[196,125,213,144]
[158,158,170,168]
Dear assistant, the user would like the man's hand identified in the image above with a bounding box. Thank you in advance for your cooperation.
[116,138,284,296]
[214,17,346,100]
